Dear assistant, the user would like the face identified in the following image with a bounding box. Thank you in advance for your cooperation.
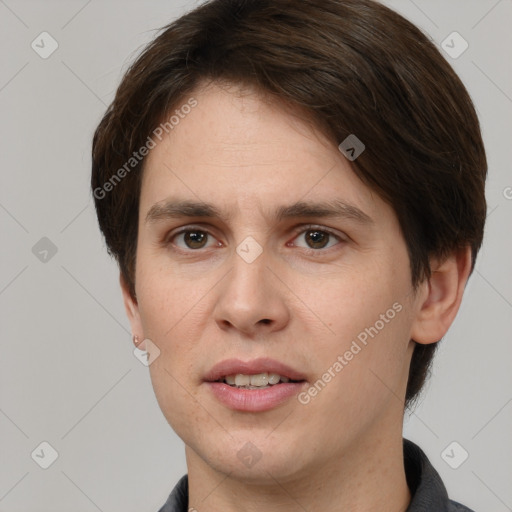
[125,82,424,483]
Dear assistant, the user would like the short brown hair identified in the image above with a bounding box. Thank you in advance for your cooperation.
[91,0,487,407]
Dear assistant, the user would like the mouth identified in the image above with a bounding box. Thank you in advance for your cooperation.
[214,372,304,389]
[203,357,308,386]
[203,358,308,412]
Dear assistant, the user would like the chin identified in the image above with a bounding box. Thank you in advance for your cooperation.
[211,455,305,485]
[195,432,314,484]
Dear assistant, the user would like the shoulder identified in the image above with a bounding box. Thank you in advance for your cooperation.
[404,439,477,512]
[448,500,476,511]
[157,474,189,512]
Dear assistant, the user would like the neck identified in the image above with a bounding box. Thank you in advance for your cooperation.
[186,428,411,512]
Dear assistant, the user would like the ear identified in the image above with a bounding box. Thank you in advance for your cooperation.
[120,273,147,351]
[410,247,472,344]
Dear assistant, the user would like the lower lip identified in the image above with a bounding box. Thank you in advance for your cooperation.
[206,381,307,412]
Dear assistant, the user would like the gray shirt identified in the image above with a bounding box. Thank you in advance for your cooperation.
[157,438,475,511]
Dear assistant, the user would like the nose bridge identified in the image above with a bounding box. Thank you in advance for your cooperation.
[214,240,289,334]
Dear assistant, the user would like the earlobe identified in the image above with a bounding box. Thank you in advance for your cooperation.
[410,247,472,345]
[119,273,146,350]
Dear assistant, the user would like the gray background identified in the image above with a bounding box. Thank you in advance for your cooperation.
[0,0,511,511]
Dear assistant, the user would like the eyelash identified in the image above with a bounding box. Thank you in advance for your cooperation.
[166,224,345,255]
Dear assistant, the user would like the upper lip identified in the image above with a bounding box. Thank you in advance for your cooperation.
[204,358,307,382]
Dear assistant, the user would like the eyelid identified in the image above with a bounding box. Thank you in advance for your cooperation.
[290,223,346,239]
[166,222,217,236]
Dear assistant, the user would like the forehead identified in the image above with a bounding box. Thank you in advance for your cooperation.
[159,82,334,165]
[140,82,388,225]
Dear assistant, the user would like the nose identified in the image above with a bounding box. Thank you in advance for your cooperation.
[213,247,290,337]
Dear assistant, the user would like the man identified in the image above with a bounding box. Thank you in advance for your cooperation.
[91,1,486,510]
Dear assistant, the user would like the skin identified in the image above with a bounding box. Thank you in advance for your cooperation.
[122,81,472,512]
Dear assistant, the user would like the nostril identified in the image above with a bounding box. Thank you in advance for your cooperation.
[259,319,271,325]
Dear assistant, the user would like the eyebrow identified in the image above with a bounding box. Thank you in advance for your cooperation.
[145,198,374,225]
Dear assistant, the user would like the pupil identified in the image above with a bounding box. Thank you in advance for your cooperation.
[185,231,206,249]
[306,230,328,249]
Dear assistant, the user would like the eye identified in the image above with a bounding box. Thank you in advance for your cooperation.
[290,226,343,251]
[170,228,221,250]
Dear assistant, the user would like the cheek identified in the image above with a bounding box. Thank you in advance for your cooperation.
[136,253,210,337]
[291,264,412,402]
[137,275,206,435]
[297,308,411,438]
[134,254,217,388]
[289,261,406,343]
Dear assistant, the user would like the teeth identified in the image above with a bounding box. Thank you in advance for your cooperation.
[250,373,268,386]
[223,372,292,387]
[268,373,280,385]
[234,374,251,386]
